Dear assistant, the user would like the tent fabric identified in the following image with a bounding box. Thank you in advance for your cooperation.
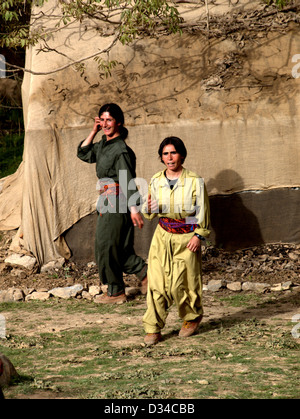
[209,188,300,251]
[0,163,23,230]
[65,187,300,260]
[0,1,299,266]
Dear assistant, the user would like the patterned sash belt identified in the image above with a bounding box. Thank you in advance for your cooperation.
[98,182,120,196]
[158,217,198,234]
[96,181,121,215]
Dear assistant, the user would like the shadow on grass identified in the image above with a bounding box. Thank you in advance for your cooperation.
[10,373,34,386]
[199,289,300,334]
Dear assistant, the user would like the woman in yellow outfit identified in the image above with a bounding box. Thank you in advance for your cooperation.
[142,137,210,345]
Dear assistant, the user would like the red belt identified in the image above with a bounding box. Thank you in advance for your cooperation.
[99,182,120,196]
[158,217,198,234]
[98,182,121,216]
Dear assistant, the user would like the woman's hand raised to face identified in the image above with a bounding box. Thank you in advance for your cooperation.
[92,117,102,134]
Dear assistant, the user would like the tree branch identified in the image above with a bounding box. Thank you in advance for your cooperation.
[2,35,119,76]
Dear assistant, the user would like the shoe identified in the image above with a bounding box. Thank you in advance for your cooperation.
[144,332,162,346]
[140,276,148,295]
[178,316,203,338]
[95,292,127,304]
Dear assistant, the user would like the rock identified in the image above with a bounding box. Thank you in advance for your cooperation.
[242,282,255,291]
[0,263,8,274]
[288,252,298,261]
[207,279,226,292]
[81,290,93,300]
[25,291,50,301]
[22,288,36,296]
[88,285,101,296]
[0,288,24,302]
[226,281,242,292]
[37,288,48,293]
[282,280,293,290]
[100,284,108,294]
[4,253,36,271]
[0,290,10,303]
[12,289,24,301]
[87,262,97,268]
[49,284,83,299]
[0,353,19,388]
[40,258,65,273]
[271,283,282,292]
[10,268,27,279]
[196,379,209,385]
[254,283,270,293]
[242,282,270,293]
[125,286,140,296]
[202,284,208,291]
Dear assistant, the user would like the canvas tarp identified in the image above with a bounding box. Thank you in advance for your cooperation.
[0,0,299,266]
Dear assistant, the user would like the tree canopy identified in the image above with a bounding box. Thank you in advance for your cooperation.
[0,0,298,77]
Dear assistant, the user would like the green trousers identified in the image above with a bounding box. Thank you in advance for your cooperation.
[95,211,147,296]
[143,226,203,333]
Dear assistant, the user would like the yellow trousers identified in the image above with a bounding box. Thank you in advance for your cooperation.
[143,226,203,333]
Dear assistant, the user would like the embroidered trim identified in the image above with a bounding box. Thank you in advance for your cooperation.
[158,217,198,234]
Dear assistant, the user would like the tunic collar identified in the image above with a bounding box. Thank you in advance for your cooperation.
[102,134,123,146]
[162,167,186,190]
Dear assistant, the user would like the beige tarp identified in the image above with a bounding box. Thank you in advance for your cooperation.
[0,0,299,265]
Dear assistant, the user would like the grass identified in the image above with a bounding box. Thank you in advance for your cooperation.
[263,0,293,8]
[0,294,299,399]
[218,294,262,307]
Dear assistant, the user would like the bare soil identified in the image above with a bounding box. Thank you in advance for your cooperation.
[0,230,299,399]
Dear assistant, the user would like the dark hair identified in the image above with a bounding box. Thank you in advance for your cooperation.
[158,136,187,164]
[98,103,128,140]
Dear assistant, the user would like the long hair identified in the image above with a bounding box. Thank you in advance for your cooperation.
[98,103,128,140]
[158,136,187,164]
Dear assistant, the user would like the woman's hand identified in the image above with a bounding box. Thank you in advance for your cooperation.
[147,194,158,213]
[186,235,201,253]
[130,207,144,229]
[92,117,102,134]
[81,117,102,147]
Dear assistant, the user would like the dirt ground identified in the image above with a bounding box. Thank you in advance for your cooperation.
[0,229,299,346]
[0,230,300,399]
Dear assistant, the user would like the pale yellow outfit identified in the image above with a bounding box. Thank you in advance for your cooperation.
[142,168,210,333]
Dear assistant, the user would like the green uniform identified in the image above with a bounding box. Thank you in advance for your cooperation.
[142,168,210,333]
[77,135,147,295]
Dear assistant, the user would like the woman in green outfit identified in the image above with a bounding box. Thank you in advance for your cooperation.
[77,103,147,303]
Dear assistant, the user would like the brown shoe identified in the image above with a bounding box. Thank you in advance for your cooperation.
[140,276,148,295]
[144,332,162,346]
[179,316,203,338]
[95,292,127,304]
